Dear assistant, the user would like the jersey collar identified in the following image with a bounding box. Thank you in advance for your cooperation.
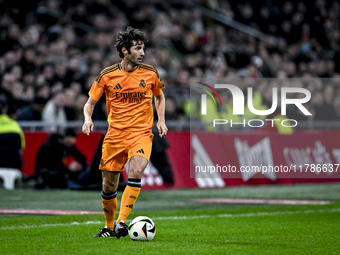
[118,62,141,71]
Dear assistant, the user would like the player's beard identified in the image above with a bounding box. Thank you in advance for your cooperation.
[127,54,142,66]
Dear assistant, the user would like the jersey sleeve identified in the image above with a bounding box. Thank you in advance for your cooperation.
[89,73,106,101]
[152,70,165,96]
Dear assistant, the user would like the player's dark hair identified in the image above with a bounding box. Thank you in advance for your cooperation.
[115,26,147,58]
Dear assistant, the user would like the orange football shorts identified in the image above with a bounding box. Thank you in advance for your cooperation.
[99,127,153,172]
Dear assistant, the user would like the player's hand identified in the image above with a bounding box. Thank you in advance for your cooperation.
[156,121,168,138]
[82,120,93,135]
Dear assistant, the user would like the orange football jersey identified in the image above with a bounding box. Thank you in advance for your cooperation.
[89,63,165,132]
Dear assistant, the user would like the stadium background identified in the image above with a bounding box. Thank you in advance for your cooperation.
[2,0,340,125]
[1,0,340,187]
[1,1,340,254]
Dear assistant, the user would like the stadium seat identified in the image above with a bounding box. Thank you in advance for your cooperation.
[0,168,22,190]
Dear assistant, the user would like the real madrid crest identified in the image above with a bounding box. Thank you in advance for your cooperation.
[139,79,146,88]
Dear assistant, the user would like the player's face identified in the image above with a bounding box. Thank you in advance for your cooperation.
[126,40,145,65]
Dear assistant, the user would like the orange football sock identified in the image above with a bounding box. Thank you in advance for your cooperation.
[117,179,141,223]
[101,191,118,230]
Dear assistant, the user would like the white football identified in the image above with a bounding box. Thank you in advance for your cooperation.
[128,216,156,241]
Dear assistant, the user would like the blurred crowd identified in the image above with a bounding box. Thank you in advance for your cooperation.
[1,0,340,125]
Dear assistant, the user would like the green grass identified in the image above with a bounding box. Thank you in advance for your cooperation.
[1,184,340,254]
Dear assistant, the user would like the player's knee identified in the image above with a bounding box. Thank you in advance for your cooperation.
[102,181,117,193]
[129,167,143,178]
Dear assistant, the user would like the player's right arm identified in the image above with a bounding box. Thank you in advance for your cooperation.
[83,69,107,135]
[82,97,97,135]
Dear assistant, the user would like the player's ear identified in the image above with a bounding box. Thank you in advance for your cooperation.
[122,47,128,56]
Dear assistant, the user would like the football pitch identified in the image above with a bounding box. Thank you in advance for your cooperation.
[1,183,340,254]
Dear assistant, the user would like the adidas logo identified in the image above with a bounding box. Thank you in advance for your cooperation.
[114,83,122,90]
[126,204,133,209]
[136,149,145,154]
[129,195,137,199]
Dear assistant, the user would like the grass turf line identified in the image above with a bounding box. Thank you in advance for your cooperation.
[0,203,340,255]
[1,183,340,213]
[1,184,340,254]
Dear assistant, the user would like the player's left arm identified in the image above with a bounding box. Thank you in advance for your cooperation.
[154,91,168,137]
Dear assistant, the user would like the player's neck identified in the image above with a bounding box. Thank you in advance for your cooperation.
[120,59,138,72]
